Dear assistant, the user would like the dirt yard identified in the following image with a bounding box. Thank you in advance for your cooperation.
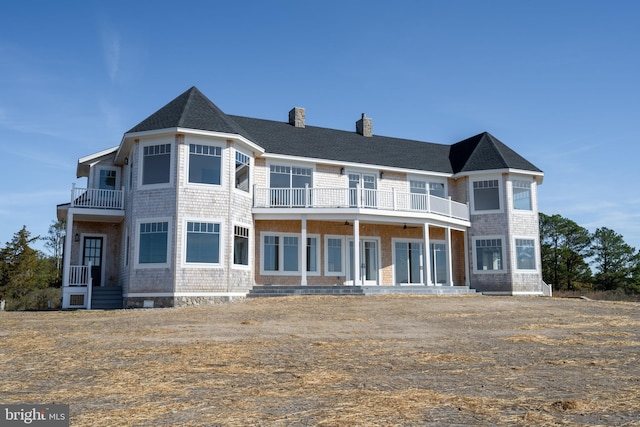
[1,295,639,426]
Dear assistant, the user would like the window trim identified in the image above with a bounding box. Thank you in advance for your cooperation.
[232,223,251,270]
[392,238,424,285]
[139,139,175,190]
[470,176,504,214]
[472,235,506,274]
[260,231,320,276]
[267,161,315,188]
[181,218,224,268]
[134,217,172,269]
[408,175,447,199]
[185,140,224,188]
[305,235,321,276]
[324,235,346,276]
[513,236,538,271]
[512,179,533,211]
[234,149,252,196]
[94,166,120,190]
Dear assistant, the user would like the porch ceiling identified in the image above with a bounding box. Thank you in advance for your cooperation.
[69,209,125,223]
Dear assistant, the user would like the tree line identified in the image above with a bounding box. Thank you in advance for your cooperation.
[540,213,640,293]
[0,222,64,308]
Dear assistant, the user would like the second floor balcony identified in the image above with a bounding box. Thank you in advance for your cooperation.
[59,184,125,223]
[253,186,470,222]
[71,185,124,210]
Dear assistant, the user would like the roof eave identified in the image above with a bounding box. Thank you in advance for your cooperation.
[115,127,265,165]
[454,168,544,184]
[76,146,119,178]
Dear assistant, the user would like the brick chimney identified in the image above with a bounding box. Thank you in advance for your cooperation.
[288,107,305,128]
[356,113,372,137]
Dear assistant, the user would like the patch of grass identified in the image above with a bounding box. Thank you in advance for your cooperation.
[4,287,61,311]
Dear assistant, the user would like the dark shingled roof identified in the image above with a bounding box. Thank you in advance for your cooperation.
[126,87,542,175]
[127,86,248,136]
[449,132,542,173]
[229,115,454,173]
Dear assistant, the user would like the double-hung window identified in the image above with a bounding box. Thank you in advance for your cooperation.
[138,221,169,265]
[99,169,117,190]
[263,235,280,272]
[473,179,500,212]
[474,238,503,272]
[513,180,532,210]
[233,226,249,266]
[235,151,250,192]
[189,144,222,185]
[515,238,536,270]
[142,143,171,185]
[185,222,220,264]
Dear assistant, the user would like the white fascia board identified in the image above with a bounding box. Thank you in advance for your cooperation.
[76,146,119,177]
[115,127,265,164]
[260,152,453,178]
[454,168,544,184]
[175,128,265,154]
[252,210,470,229]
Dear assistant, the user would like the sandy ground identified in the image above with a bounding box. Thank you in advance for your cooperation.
[1,295,639,426]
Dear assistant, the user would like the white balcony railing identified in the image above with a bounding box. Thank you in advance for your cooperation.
[254,186,470,221]
[70,184,124,210]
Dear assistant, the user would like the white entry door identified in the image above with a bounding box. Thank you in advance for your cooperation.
[347,239,379,285]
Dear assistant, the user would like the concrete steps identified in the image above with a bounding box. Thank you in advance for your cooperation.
[91,286,123,309]
[248,285,365,298]
[248,285,476,298]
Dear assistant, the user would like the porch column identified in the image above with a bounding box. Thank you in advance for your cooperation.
[423,223,432,286]
[464,229,471,286]
[446,227,454,286]
[353,218,360,286]
[62,210,74,288]
[301,216,307,286]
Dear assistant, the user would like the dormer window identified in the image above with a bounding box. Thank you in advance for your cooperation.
[99,169,117,190]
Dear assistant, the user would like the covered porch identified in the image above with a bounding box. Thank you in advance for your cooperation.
[57,185,125,309]
[253,217,471,289]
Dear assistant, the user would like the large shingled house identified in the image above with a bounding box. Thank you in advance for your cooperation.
[56,87,547,309]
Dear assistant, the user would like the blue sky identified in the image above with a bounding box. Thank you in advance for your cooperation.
[1,1,639,252]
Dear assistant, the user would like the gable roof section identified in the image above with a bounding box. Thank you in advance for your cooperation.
[127,86,249,136]
[449,132,542,174]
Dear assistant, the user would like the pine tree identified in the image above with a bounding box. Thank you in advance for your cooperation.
[0,226,55,299]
